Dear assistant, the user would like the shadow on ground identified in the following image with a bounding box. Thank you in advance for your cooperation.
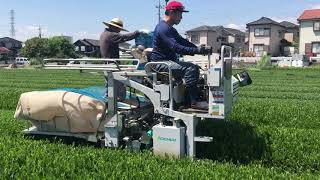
[196,120,272,164]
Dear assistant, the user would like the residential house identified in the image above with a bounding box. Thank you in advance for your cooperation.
[74,39,100,57]
[0,47,11,63]
[0,37,23,56]
[73,39,132,57]
[298,9,320,57]
[280,21,299,43]
[224,28,247,53]
[247,17,299,56]
[186,26,246,54]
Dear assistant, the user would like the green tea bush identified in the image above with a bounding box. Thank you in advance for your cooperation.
[0,68,320,178]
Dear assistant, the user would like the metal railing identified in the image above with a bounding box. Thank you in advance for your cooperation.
[43,58,140,71]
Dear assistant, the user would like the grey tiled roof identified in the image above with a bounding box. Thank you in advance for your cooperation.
[224,28,246,36]
[83,39,100,47]
[247,17,283,26]
[280,21,298,28]
[186,26,245,36]
[0,37,22,43]
[74,40,91,46]
[186,25,224,32]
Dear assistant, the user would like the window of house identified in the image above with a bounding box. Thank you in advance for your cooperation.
[254,28,270,37]
[278,30,284,38]
[312,42,320,54]
[81,46,86,52]
[191,34,200,44]
[253,44,266,56]
[314,21,320,31]
[6,42,13,49]
[236,36,242,43]
[75,46,79,51]
[220,36,227,42]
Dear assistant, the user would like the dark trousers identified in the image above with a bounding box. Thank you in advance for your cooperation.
[155,61,200,103]
[155,61,200,87]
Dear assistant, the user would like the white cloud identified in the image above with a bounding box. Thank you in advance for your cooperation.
[270,17,298,24]
[14,25,60,42]
[72,31,100,41]
[13,25,100,42]
[226,23,246,31]
[15,25,43,41]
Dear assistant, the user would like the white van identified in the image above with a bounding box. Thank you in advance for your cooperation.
[15,57,30,65]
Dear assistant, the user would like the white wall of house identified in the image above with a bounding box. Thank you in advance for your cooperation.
[284,33,294,43]
[285,28,299,43]
[228,35,235,43]
[299,20,320,54]
[248,24,285,56]
[187,31,208,46]
[199,31,208,45]
[187,31,221,53]
[187,29,246,54]
[248,25,271,53]
[187,32,198,45]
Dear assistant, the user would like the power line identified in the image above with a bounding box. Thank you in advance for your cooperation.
[10,10,15,38]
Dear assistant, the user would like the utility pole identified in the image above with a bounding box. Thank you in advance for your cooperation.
[156,0,168,23]
[156,0,162,23]
[10,10,15,38]
[38,26,42,38]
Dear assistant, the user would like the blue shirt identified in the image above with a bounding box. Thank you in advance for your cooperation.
[150,20,198,62]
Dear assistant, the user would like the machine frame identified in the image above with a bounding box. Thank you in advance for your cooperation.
[23,46,240,159]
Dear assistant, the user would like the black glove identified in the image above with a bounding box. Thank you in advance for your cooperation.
[197,45,212,55]
[134,30,141,37]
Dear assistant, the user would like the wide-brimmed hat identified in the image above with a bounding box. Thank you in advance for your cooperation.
[103,18,128,32]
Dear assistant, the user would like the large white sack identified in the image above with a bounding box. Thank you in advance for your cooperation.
[14,91,105,133]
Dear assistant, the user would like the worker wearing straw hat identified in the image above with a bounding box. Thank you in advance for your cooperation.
[100,18,140,58]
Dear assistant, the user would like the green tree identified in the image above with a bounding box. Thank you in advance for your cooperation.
[21,37,50,59]
[48,37,76,58]
[21,37,76,59]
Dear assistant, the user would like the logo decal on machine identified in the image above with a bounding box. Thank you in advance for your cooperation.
[211,105,220,116]
[157,136,177,142]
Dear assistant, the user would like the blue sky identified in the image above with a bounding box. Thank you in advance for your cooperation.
[0,0,319,42]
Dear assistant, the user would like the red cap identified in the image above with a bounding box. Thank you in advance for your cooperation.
[165,1,189,12]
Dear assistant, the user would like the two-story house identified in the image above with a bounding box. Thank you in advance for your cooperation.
[247,17,299,56]
[0,37,23,56]
[186,26,246,54]
[280,21,299,43]
[74,39,100,57]
[298,9,320,57]
[74,39,132,57]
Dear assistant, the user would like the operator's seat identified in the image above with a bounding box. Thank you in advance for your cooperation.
[144,62,184,85]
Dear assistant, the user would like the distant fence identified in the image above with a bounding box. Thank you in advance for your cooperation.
[233,57,260,64]
[310,57,320,63]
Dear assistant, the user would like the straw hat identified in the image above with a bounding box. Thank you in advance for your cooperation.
[103,18,128,32]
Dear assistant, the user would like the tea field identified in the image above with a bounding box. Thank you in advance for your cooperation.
[0,68,320,179]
